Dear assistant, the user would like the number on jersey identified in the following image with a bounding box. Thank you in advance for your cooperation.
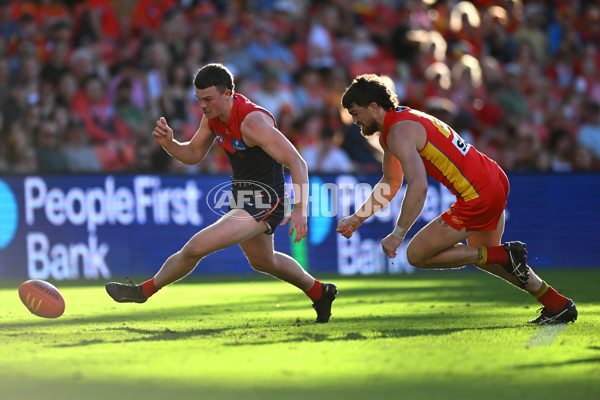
[409,109,471,155]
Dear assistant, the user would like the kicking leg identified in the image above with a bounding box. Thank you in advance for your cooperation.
[152,209,269,288]
[106,209,268,302]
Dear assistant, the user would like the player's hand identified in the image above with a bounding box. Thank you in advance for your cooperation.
[336,215,362,239]
[286,207,307,243]
[381,233,403,258]
[152,117,173,147]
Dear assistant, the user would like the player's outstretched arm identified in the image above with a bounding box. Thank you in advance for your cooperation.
[380,121,428,257]
[338,137,404,240]
[152,116,215,165]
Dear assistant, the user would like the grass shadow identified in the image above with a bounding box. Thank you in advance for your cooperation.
[52,326,228,347]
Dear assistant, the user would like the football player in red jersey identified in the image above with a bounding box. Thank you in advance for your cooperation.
[337,74,576,325]
[106,64,337,323]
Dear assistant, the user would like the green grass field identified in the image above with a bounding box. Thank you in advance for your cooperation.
[1,268,599,400]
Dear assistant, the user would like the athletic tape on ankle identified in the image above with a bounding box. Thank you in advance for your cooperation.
[533,281,549,299]
[475,246,487,267]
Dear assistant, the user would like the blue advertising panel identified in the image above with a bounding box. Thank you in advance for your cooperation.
[0,173,599,280]
[303,173,600,275]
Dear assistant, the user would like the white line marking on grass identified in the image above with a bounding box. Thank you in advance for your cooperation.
[526,324,567,348]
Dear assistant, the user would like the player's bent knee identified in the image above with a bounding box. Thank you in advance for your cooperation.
[248,258,276,273]
[406,246,430,269]
[179,246,207,263]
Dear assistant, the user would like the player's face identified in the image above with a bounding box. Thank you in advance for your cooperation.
[346,103,379,137]
[195,86,231,119]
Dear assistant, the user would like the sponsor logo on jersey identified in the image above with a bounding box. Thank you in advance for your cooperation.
[232,139,247,151]
[451,216,463,225]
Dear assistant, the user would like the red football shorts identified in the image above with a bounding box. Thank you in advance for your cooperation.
[441,169,510,232]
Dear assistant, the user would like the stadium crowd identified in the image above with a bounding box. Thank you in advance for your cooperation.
[1,0,599,175]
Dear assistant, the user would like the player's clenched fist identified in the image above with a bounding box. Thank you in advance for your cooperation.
[381,233,402,258]
[336,214,362,239]
[152,117,173,146]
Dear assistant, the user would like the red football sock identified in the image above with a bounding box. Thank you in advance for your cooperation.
[305,280,323,302]
[533,281,569,313]
[486,245,509,266]
[141,278,160,298]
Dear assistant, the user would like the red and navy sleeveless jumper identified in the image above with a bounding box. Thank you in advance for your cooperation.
[208,93,285,232]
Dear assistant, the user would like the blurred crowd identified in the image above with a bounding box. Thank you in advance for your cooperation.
[1,0,600,175]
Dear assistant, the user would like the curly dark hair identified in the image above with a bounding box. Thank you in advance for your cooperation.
[193,63,235,93]
[341,74,398,111]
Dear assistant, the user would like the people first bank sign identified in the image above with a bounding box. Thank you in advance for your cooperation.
[0,175,204,280]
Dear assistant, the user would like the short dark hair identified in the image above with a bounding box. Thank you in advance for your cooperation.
[341,74,398,111]
[193,63,235,93]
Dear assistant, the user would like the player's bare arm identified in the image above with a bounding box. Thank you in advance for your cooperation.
[152,115,215,165]
[380,120,429,257]
[241,111,309,243]
[337,140,403,239]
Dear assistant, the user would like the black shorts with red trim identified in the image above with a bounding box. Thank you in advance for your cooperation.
[229,185,285,235]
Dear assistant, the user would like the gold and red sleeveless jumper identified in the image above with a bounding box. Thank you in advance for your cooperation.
[381,106,509,231]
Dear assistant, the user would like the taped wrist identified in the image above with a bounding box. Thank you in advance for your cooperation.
[391,226,408,239]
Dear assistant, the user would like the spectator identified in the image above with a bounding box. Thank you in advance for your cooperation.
[71,0,122,64]
[293,67,326,115]
[305,5,339,70]
[350,26,378,63]
[35,120,70,173]
[160,63,193,131]
[246,21,297,84]
[4,121,35,173]
[55,71,78,108]
[513,129,542,172]
[143,40,171,117]
[0,0,18,43]
[513,4,549,64]
[15,56,40,106]
[114,78,152,140]
[495,63,528,123]
[483,6,517,64]
[301,125,354,174]
[0,57,11,109]
[130,0,177,39]
[62,117,102,173]
[576,101,600,161]
[182,37,208,81]
[548,128,574,173]
[37,80,57,120]
[216,29,254,81]
[39,37,70,84]
[69,47,95,85]
[247,68,295,121]
[107,61,148,109]
[71,74,135,171]
[573,144,596,171]
[159,7,190,61]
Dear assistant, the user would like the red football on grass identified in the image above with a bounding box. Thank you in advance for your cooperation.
[18,280,65,318]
